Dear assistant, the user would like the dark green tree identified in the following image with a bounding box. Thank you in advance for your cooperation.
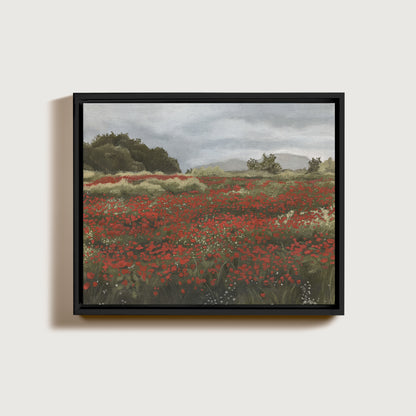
[84,143,143,174]
[145,147,181,174]
[90,132,135,149]
[247,158,259,170]
[320,157,335,173]
[246,153,282,173]
[307,157,322,173]
[83,133,181,173]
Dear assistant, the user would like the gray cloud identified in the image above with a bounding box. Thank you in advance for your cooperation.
[83,103,334,171]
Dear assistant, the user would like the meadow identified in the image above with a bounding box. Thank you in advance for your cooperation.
[82,168,335,305]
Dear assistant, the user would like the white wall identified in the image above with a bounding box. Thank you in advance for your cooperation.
[2,1,415,415]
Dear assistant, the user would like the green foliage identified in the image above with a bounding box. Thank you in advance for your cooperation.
[90,132,134,148]
[84,143,144,174]
[319,157,335,173]
[307,157,322,173]
[84,132,181,174]
[246,153,282,174]
[83,170,104,183]
[86,178,165,197]
[85,177,207,197]
[190,166,226,177]
[247,158,258,170]
[147,177,207,194]
[144,147,181,173]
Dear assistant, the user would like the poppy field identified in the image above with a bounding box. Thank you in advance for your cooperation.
[82,171,336,305]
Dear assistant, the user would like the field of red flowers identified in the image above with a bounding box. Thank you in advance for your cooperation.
[83,173,335,305]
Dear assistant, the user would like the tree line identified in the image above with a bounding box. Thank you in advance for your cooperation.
[83,133,181,174]
[247,154,334,174]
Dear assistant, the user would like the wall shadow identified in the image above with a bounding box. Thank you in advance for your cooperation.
[75,315,334,330]
[49,96,335,330]
[50,96,74,328]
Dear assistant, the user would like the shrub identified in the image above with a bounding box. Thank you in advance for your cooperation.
[85,179,141,197]
[147,177,207,193]
[85,133,181,174]
[307,157,322,173]
[114,170,153,177]
[83,170,97,179]
[190,166,226,177]
[135,181,166,196]
[83,170,104,183]
[319,157,335,173]
[85,179,167,197]
[277,170,300,180]
[84,176,207,197]
[84,143,143,174]
[247,154,282,174]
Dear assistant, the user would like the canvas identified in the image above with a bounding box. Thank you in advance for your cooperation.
[73,93,344,315]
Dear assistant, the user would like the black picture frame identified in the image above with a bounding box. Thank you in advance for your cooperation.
[74,92,344,315]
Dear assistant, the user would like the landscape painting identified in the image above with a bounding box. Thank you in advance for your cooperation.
[81,99,338,308]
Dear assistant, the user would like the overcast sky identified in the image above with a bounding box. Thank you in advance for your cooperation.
[83,103,335,171]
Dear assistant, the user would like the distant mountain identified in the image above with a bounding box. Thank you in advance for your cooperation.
[275,153,309,170]
[196,153,309,171]
[195,158,248,171]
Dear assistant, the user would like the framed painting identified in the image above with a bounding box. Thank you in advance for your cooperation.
[73,92,344,315]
